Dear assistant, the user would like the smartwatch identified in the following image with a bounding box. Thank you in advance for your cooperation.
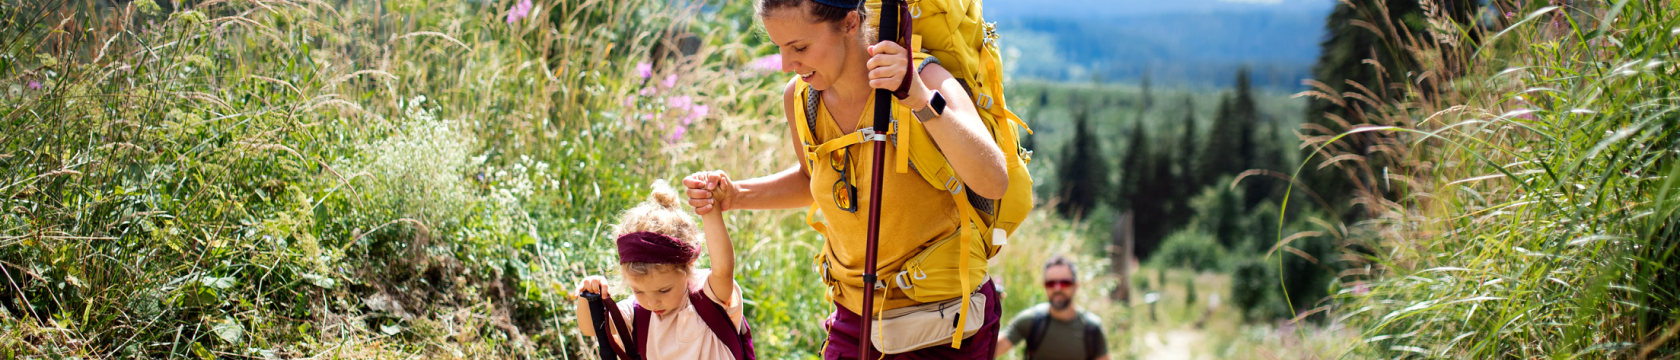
[912,90,946,123]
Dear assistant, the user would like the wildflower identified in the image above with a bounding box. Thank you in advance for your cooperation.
[662,74,678,89]
[506,0,533,24]
[623,94,637,108]
[1505,12,1515,18]
[670,124,687,143]
[636,62,653,79]
[685,105,709,125]
[27,81,41,90]
[748,54,783,72]
[667,95,691,109]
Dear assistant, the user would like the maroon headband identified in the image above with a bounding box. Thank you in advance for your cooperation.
[616,231,700,264]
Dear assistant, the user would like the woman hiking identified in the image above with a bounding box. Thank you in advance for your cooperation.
[682,0,1009,358]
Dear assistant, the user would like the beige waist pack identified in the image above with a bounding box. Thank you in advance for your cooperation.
[869,280,988,354]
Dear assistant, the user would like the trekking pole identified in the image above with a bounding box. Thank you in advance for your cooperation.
[860,0,905,358]
[581,291,620,360]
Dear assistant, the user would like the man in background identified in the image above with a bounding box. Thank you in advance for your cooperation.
[994,255,1109,360]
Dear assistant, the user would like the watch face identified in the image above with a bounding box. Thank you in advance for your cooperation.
[931,91,946,114]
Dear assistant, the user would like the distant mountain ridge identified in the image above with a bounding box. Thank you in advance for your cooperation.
[984,0,1332,18]
[984,0,1336,89]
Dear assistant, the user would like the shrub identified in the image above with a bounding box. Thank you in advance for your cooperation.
[1150,229,1227,272]
[1229,258,1274,321]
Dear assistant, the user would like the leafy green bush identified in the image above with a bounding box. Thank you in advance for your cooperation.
[1150,229,1226,272]
[1188,178,1250,251]
[1228,259,1273,321]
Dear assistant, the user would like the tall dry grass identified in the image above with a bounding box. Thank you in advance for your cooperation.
[1293,0,1680,357]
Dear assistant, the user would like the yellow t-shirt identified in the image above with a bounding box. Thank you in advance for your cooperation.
[805,94,962,315]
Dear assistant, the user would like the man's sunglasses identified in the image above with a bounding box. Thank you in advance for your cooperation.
[1044,279,1076,290]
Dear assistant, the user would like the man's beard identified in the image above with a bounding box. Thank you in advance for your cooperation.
[1050,294,1072,310]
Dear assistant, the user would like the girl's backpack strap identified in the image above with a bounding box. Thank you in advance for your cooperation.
[632,302,651,358]
[603,298,642,360]
[689,288,750,360]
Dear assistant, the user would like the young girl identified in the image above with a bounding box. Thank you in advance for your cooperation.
[574,179,747,359]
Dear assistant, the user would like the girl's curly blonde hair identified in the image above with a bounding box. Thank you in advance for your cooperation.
[612,180,703,277]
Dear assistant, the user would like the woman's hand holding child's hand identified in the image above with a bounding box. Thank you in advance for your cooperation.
[683,170,735,215]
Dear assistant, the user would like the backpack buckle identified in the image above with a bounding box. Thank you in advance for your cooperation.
[976,93,994,110]
[860,128,888,142]
[893,270,928,290]
[945,177,964,194]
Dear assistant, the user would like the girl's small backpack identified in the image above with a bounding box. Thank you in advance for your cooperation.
[599,287,754,360]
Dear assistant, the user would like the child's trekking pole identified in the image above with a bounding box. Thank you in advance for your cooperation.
[581,292,620,360]
[860,0,907,357]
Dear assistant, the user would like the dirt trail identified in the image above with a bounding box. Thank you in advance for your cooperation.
[1139,329,1204,360]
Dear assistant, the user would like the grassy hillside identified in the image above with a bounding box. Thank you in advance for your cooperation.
[1301,0,1680,357]
[0,0,1136,358]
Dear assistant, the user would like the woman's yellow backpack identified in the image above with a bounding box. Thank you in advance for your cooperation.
[794,0,1034,349]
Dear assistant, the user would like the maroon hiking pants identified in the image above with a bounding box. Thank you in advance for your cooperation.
[822,279,1003,360]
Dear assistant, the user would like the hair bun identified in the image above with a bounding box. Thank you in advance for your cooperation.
[648,179,682,210]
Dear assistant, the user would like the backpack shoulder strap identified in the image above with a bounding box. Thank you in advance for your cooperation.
[603,298,642,360]
[1082,311,1104,360]
[1024,308,1051,359]
[632,301,651,358]
[689,288,748,360]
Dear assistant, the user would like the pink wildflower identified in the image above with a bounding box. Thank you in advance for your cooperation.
[27,81,42,90]
[748,54,783,72]
[686,105,709,125]
[667,95,691,109]
[507,0,533,25]
[636,62,653,79]
[662,74,678,89]
[670,124,687,143]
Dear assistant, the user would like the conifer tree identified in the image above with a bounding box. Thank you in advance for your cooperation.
[1201,68,1259,187]
[1056,107,1110,218]
[1177,97,1198,189]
